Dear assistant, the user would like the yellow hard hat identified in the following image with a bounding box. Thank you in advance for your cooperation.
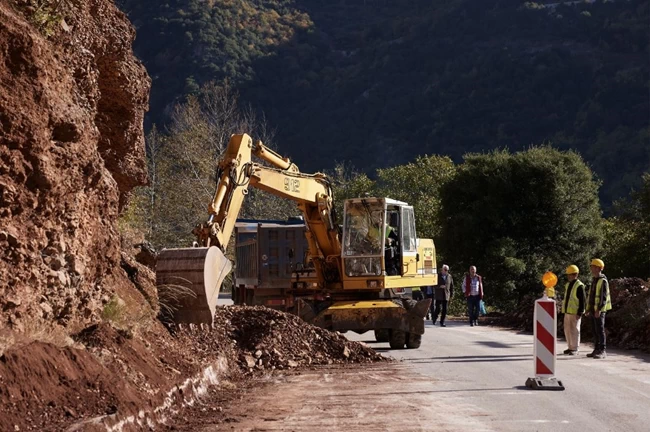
[590,258,605,269]
[565,265,579,275]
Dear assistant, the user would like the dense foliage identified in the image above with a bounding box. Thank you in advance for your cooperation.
[118,0,649,206]
[116,0,649,313]
[603,173,650,279]
[437,147,603,309]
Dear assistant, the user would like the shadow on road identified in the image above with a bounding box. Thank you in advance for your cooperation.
[474,340,517,349]
[401,354,532,364]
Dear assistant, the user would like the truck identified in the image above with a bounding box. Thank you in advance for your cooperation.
[233,218,308,310]
[156,133,437,349]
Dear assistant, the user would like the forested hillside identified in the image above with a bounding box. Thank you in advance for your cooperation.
[117,0,649,204]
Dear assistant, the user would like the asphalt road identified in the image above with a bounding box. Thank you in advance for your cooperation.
[346,319,650,432]
[211,297,650,431]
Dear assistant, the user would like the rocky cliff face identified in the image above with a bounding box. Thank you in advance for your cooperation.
[0,0,150,333]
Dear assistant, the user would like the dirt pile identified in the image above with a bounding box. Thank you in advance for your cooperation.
[496,278,650,352]
[0,0,150,333]
[594,278,650,351]
[0,306,386,431]
[212,306,386,371]
[0,319,238,431]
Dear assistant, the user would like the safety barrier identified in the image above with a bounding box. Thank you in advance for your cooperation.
[525,293,565,390]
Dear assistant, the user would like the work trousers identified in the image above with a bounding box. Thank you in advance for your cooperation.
[592,312,607,351]
[563,314,581,351]
[467,295,481,323]
[433,300,448,324]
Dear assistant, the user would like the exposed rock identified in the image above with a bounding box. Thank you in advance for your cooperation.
[0,0,150,332]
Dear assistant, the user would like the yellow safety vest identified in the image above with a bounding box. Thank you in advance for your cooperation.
[587,277,612,312]
[561,280,584,314]
[368,224,393,241]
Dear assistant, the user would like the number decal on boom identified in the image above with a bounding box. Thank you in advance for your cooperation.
[284,178,300,193]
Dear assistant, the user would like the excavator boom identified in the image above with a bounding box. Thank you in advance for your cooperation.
[157,134,342,323]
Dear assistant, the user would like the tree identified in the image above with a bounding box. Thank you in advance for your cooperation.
[603,172,650,279]
[327,162,375,220]
[126,82,295,249]
[374,155,456,241]
[438,147,603,309]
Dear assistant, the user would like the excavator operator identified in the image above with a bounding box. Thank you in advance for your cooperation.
[384,216,400,276]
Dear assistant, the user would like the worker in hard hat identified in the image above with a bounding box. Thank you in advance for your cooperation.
[586,258,611,359]
[561,265,586,355]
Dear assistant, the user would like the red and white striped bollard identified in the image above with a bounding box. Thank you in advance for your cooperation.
[525,292,565,390]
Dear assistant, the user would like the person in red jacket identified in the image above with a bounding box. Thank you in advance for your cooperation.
[463,266,484,326]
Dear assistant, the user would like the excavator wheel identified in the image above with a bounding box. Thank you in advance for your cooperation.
[374,329,390,343]
[389,329,407,349]
[406,332,422,349]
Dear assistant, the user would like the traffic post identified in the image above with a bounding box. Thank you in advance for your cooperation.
[525,272,565,391]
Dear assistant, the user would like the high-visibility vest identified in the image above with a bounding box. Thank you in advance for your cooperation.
[588,277,612,312]
[561,280,584,314]
[368,224,393,241]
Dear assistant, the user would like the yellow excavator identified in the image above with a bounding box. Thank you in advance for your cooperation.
[156,134,437,348]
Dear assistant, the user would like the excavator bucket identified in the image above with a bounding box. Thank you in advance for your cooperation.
[156,246,232,324]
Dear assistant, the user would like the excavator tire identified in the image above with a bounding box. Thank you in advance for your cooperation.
[406,332,422,349]
[374,329,390,343]
[389,329,406,349]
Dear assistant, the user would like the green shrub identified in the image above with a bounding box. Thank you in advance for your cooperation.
[438,147,603,311]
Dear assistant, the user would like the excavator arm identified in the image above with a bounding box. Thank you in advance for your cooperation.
[195,134,340,259]
[157,134,342,323]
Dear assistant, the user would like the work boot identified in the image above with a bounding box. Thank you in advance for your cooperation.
[587,350,599,358]
[440,322,446,327]
[563,349,573,355]
[474,320,479,326]
[593,351,607,359]
[470,322,474,327]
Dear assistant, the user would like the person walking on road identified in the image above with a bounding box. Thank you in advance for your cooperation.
[432,265,453,327]
[463,266,484,326]
[586,258,611,359]
[562,265,586,355]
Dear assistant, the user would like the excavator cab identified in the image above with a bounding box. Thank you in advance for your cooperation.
[341,198,425,289]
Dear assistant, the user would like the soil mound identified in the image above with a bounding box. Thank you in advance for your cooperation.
[213,306,386,371]
[598,278,650,351]
[0,307,386,431]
